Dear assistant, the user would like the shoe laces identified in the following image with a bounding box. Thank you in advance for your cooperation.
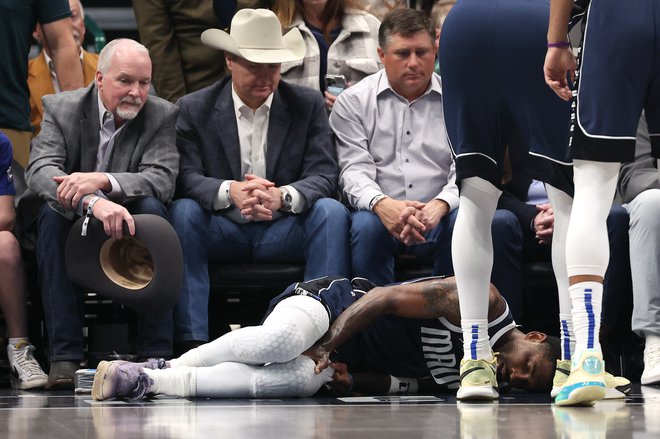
[127,372,153,401]
[14,346,44,377]
[647,346,660,366]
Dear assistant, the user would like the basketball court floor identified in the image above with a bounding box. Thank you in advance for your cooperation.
[1,384,658,438]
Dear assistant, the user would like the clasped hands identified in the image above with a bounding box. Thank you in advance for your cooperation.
[53,172,133,239]
[533,203,554,245]
[373,198,448,245]
[230,174,283,222]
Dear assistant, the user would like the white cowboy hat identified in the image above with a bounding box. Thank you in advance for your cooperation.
[201,9,305,64]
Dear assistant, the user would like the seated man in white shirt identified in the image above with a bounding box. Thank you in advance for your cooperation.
[330,8,524,320]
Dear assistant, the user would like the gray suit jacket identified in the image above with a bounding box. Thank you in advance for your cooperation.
[175,77,338,212]
[617,115,658,204]
[26,83,179,219]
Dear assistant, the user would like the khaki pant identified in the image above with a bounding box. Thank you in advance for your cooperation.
[0,127,32,169]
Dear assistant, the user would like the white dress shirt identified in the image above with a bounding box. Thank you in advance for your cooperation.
[330,69,459,212]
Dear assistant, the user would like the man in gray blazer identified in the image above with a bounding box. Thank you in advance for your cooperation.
[617,114,660,386]
[26,39,179,389]
[169,9,350,353]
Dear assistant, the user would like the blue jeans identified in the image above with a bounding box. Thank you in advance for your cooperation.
[169,197,351,342]
[36,197,173,362]
[350,208,525,319]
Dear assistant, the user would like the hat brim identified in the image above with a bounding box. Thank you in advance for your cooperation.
[201,27,306,64]
[65,214,182,312]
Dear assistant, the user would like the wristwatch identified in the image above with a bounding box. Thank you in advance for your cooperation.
[280,187,293,212]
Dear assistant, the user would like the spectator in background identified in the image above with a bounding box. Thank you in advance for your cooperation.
[0,0,83,171]
[25,39,179,389]
[616,114,660,386]
[272,0,381,109]
[170,9,350,355]
[330,9,523,323]
[214,1,271,29]
[0,132,48,389]
[28,0,99,136]
[132,0,227,103]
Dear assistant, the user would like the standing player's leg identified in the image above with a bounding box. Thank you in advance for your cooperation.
[453,177,501,400]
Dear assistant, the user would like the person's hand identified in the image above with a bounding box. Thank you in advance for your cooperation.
[328,362,353,395]
[399,205,426,245]
[230,175,275,221]
[418,199,449,231]
[324,91,338,110]
[53,172,111,210]
[324,81,351,110]
[533,203,554,245]
[373,198,425,243]
[544,47,576,101]
[304,343,332,375]
[88,198,134,240]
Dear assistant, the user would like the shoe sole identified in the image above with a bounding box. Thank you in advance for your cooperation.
[553,384,629,400]
[92,361,117,401]
[555,383,606,406]
[457,386,499,401]
[641,375,660,385]
[10,375,48,390]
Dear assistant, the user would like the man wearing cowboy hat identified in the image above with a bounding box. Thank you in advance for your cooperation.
[25,39,179,389]
[169,9,350,353]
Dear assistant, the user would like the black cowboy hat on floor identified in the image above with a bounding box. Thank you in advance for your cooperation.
[65,214,182,311]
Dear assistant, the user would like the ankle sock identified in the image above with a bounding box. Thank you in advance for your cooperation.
[8,337,29,349]
[558,313,574,362]
[461,319,493,362]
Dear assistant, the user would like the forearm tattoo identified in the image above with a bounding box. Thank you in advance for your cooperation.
[421,280,460,317]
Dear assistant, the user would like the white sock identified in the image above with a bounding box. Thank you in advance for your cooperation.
[558,313,574,362]
[8,337,29,349]
[569,281,602,361]
[144,366,196,398]
[461,319,493,362]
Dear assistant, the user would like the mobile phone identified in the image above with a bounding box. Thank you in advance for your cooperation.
[325,74,346,96]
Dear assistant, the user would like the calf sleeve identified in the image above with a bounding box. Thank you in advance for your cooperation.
[566,160,620,278]
[194,355,333,398]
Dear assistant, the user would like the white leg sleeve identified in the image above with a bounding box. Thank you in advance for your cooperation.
[546,183,575,361]
[453,177,501,361]
[565,160,620,278]
[193,356,333,398]
[453,177,501,320]
[545,183,572,315]
[171,295,329,368]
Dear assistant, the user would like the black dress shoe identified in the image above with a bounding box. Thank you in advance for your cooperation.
[45,361,79,390]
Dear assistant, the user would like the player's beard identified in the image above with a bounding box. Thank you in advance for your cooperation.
[116,96,143,120]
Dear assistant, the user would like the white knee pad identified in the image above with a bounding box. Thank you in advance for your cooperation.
[231,295,329,364]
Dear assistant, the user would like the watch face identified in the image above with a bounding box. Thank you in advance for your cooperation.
[284,193,293,203]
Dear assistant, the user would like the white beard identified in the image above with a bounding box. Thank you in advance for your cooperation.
[116,97,143,120]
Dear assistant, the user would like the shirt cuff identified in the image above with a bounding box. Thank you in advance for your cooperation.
[435,192,459,212]
[103,173,122,200]
[282,185,304,214]
[213,180,234,211]
[356,188,385,211]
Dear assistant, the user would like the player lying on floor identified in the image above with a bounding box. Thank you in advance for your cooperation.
[92,276,630,400]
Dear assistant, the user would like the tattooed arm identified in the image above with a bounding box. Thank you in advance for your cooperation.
[307,277,508,373]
